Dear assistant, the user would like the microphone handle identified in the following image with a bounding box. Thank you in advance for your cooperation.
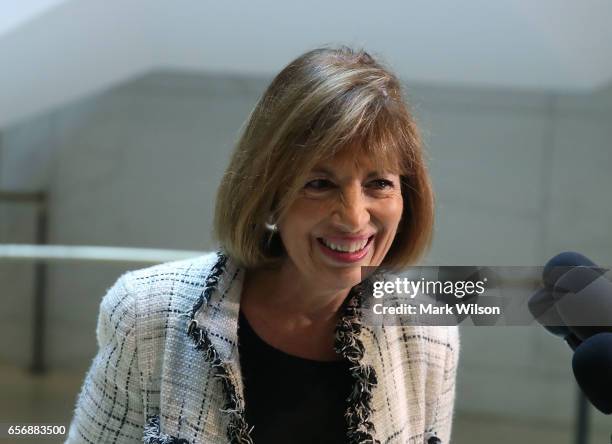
[565,333,582,351]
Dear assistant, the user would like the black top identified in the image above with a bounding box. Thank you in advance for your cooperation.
[238,309,353,444]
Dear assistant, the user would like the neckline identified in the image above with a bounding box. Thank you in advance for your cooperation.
[187,250,380,444]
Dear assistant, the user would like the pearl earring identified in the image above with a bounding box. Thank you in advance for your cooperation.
[265,215,278,232]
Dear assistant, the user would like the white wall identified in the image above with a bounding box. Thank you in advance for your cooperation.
[1,71,611,440]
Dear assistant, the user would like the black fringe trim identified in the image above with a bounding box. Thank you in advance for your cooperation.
[425,429,442,444]
[187,251,254,444]
[189,251,228,319]
[335,280,381,444]
[143,415,188,444]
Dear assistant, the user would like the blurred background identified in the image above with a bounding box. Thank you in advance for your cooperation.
[1,0,611,443]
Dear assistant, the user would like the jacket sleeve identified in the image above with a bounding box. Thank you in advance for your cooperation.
[425,326,460,444]
[65,273,144,443]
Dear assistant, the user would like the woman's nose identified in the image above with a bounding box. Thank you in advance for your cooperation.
[332,185,370,231]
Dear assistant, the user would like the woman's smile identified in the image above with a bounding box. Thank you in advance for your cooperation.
[316,235,375,264]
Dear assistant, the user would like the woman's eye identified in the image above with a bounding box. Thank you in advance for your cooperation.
[369,179,394,190]
[304,179,334,190]
[304,178,395,192]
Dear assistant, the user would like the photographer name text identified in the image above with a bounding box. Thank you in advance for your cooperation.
[371,302,500,316]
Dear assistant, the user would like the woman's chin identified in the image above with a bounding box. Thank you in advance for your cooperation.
[316,264,367,291]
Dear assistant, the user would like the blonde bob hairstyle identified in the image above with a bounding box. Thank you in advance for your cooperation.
[213,46,434,272]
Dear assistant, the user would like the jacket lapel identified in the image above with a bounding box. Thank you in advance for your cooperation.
[187,252,254,443]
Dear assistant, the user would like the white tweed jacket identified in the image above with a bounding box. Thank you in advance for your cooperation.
[66,251,459,444]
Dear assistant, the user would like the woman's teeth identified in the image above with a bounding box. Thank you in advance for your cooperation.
[320,237,369,253]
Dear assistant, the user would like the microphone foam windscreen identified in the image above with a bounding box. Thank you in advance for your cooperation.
[572,332,612,414]
[543,252,595,289]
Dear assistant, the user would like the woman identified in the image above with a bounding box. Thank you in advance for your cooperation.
[66,46,459,444]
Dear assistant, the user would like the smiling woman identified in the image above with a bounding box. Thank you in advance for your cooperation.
[66,46,459,444]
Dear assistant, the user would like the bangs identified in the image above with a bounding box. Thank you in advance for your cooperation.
[335,104,415,177]
[304,87,417,176]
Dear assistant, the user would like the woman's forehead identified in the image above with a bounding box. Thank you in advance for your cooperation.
[312,147,401,174]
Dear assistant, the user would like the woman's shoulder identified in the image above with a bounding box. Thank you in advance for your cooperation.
[124,251,220,294]
[110,251,221,327]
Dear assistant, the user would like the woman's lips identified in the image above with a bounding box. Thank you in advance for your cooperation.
[316,235,374,263]
[319,233,374,243]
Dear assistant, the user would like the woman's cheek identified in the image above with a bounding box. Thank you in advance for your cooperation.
[377,196,403,220]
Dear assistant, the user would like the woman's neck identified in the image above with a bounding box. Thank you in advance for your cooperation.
[239,263,352,361]
[242,262,350,322]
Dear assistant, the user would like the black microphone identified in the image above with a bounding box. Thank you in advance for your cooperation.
[572,332,612,414]
[542,251,595,289]
[528,252,596,349]
[530,252,610,348]
[536,252,612,415]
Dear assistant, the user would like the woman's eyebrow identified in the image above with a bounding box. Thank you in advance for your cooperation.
[310,167,334,176]
[310,167,384,178]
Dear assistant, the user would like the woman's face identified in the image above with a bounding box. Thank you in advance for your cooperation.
[277,149,404,291]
